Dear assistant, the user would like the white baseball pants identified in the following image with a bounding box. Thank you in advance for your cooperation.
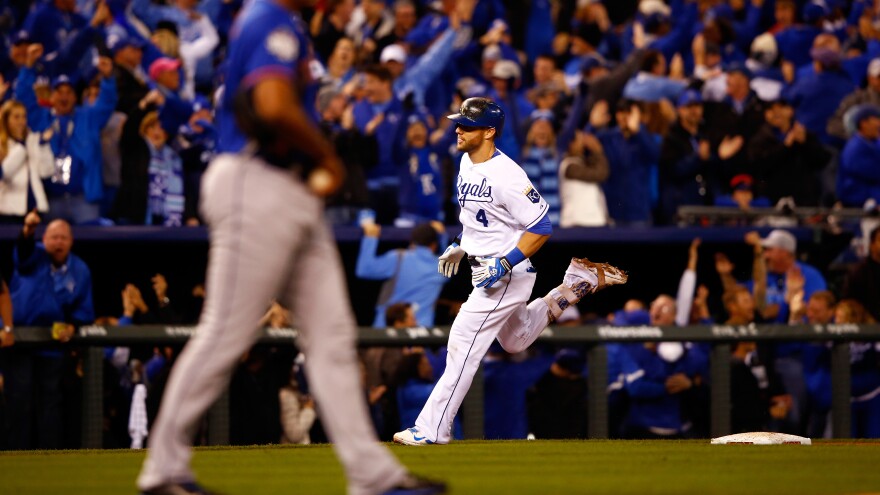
[414,262,551,443]
[137,154,407,495]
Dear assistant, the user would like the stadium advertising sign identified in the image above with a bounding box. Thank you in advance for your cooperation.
[79,325,108,337]
[816,324,861,335]
[597,326,664,339]
[383,327,446,339]
[266,328,299,339]
[22,322,880,346]
[710,324,759,338]
[166,326,197,337]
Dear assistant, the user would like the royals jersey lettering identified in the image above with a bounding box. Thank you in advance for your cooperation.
[456,150,549,258]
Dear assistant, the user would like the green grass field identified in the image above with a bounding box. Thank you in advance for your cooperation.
[2,440,879,495]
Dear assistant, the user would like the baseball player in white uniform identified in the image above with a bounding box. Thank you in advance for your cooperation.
[393,97,628,446]
[137,0,444,493]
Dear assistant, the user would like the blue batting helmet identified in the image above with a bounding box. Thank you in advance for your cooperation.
[447,97,505,134]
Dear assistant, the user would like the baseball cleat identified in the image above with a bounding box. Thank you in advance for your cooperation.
[563,257,628,300]
[382,474,447,494]
[393,427,434,446]
[140,482,220,495]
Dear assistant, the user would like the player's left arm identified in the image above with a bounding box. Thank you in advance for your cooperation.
[473,214,552,288]
[515,228,551,259]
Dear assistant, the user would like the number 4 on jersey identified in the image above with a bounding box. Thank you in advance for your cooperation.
[475,209,489,227]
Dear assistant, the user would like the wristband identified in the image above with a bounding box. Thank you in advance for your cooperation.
[501,247,526,272]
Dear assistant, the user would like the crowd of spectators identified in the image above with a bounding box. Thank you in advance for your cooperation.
[0,212,876,448]
[0,0,879,227]
[0,0,879,449]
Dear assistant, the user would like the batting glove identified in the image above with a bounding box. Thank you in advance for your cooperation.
[438,242,466,278]
[471,256,512,289]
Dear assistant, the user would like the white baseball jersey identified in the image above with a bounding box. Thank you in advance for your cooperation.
[412,149,554,444]
[456,150,549,257]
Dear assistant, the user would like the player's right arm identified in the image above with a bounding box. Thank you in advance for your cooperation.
[510,230,549,260]
[251,77,343,196]
[234,16,344,197]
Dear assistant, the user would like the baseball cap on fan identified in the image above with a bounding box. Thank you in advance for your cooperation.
[639,0,671,31]
[407,112,430,129]
[578,54,608,74]
[802,2,828,24]
[380,44,407,64]
[730,174,754,191]
[676,89,702,107]
[761,229,796,254]
[108,35,144,55]
[51,74,74,90]
[11,30,30,45]
[727,62,753,79]
[149,57,181,81]
[750,33,778,66]
[491,60,521,80]
[482,44,502,62]
[554,348,586,375]
[639,0,671,17]
[192,95,212,113]
[489,18,508,33]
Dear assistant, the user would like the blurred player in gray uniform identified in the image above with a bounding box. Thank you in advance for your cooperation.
[393,97,628,446]
[136,0,444,493]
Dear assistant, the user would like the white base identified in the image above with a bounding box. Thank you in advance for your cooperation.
[710,432,812,445]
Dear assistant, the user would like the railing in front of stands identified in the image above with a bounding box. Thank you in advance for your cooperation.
[13,322,880,345]
[677,205,878,227]
[8,323,880,447]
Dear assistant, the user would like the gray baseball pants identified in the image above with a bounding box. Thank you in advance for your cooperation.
[138,154,407,495]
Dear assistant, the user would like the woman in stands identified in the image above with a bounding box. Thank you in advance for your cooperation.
[0,100,54,224]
